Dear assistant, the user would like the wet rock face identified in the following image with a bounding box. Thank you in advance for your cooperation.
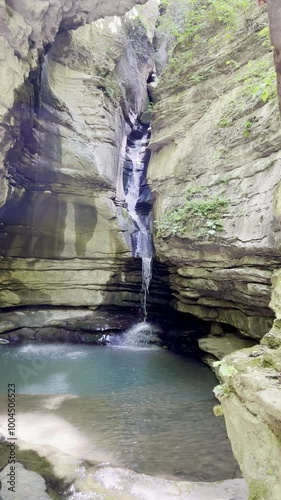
[149,3,281,339]
[165,257,275,339]
[216,342,281,500]
[148,6,281,485]
[93,467,248,500]
[0,3,161,310]
[198,333,257,364]
[0,0,159,313]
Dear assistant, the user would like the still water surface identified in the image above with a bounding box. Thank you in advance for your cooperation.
[0,342,238,481]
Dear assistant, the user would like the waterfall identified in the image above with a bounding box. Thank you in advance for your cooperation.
[123,122,154,320]
[141,256,152,320]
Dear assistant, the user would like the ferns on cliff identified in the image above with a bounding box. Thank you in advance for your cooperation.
[156,187,229,239]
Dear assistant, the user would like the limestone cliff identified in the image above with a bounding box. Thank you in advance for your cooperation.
[0,1,162,310]
[149,1,281,339]
[147,2,281,497]
[0,0,149,207]
[1,1,281,496]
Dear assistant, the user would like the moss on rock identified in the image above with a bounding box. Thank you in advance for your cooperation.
[0,443,70,499]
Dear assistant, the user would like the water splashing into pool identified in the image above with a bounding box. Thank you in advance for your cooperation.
[117,321,159,349]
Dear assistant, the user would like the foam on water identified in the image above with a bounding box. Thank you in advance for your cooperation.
[116,322,160,350]
[4,343,89,361]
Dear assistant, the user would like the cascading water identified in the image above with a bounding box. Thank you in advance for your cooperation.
[123,121,154,320]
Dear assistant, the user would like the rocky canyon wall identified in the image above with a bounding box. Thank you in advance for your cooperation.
[1,0,281,497]
[149,1,281,340]
[146,2,281,497]
[0,0,149,207]
[0,0,163,311]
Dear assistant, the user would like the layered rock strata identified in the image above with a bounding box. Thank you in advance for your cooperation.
[0,2,163,311]
[149,3,281,339]
[0,0,149,206]
[147,3,281,495]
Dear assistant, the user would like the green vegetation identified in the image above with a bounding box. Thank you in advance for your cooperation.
[229,59,277,111]
[213,383,233,399]
[239,59,277,104]
[158,0,253,86]
[161,49,194,89]
[147,102,155,113]
[156,186,228,239]
[159,0,252,45]
[158,0,271,97]
[218,117,232,128]
[244,119,253,138]
[189,72,207,84]
[213,360,238,378]
[225,59,240,72]
[104,80,122,103]
[97,78,122,104]
[0,443,70,499]
[213,177,231,185]
[213,361,238,401]
[249,480,270,500]
[213,404,224,416]
[95,65,122,105]
[217,59,277,135]
[258,25,271,49]
[213,146,228,160]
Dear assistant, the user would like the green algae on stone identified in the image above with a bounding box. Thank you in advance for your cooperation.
[249,480,270,500]
[0,443,70,499]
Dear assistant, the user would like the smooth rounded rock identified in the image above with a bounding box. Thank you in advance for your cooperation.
[0,462,51,499]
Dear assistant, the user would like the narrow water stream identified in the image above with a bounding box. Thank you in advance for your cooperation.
[123,122,154,319]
